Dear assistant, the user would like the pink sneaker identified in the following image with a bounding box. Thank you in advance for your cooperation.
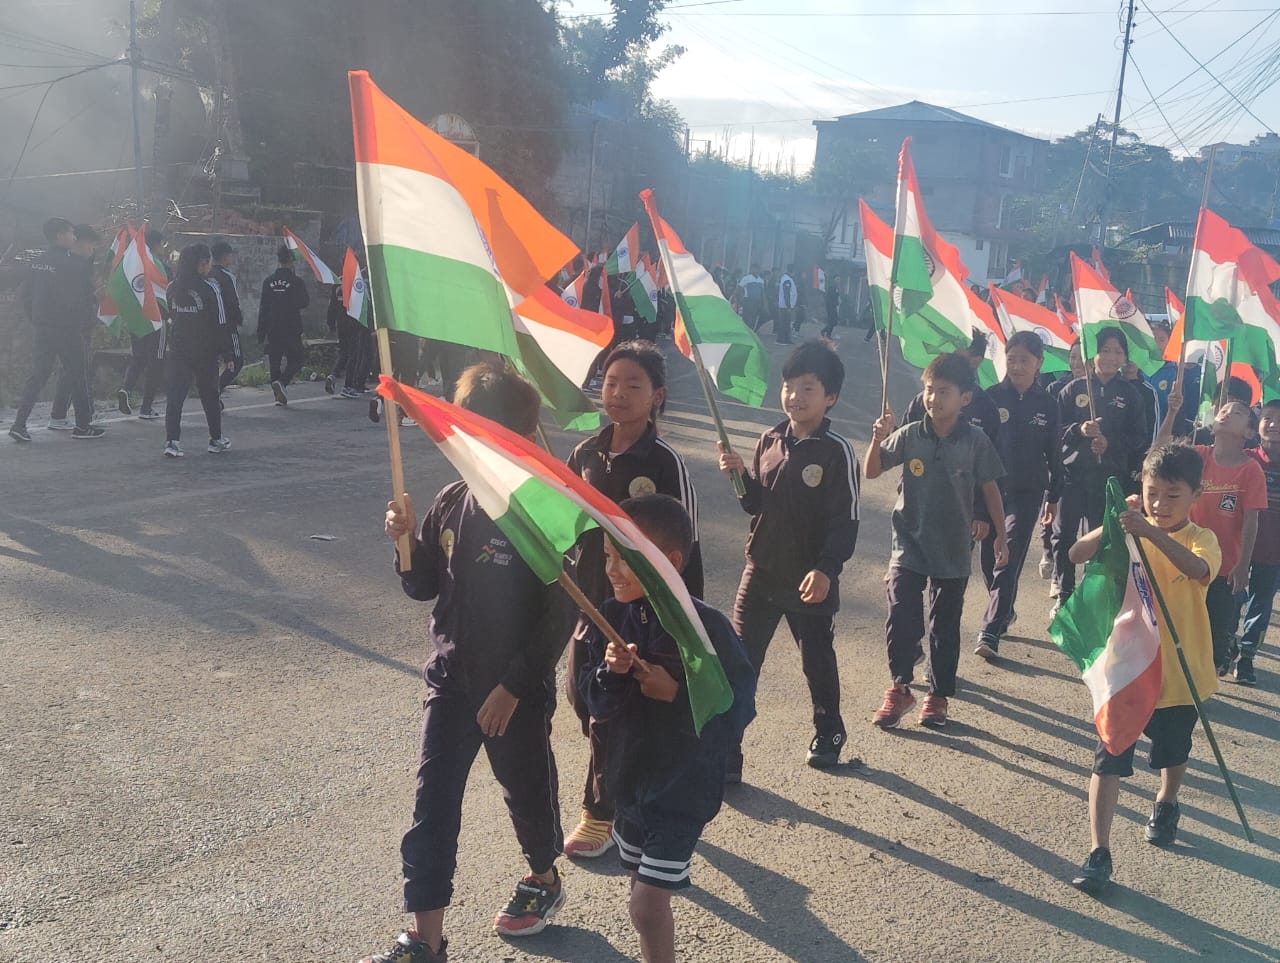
[919,694,949,729]
[872,686,916,729]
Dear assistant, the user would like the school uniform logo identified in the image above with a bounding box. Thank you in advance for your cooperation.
[1031,412,1048,427]
[908,458,925,477]
[1076,393,1091,408]
[476,537,513,565]
[802,464,824,487]
[998,407,1010,424]
[440,528,455,560]
[1219,493,1239,512]
[628,476,657,497]
[1158,379,1169,391]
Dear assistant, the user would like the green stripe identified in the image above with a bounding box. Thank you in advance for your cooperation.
[891,234,933,318]
[368,243,519,357]
[1184,295,1244,343]
[676,292,768,407]
[512,330,601,432]
[106,266,155,339]
[625,275,657,323]
[1082,320,1163,376]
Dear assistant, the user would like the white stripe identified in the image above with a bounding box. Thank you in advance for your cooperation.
[1080,537,1160,708]
[655,437,699,542]
[638,862,690,883]
[827,430,860,522]
[206,278,227,326]
[661,245,722,301]
[513,310,601,385]
[356,162,499,277]
[639,854,689,870]
[612,830,642,859]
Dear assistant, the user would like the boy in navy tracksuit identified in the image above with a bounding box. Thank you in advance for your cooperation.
[975,331,1063,658]
[718,341,859,773]
[365,364,574,963]
[580,494,755,963]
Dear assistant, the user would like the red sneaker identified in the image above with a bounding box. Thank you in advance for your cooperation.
[493,870,565,937]
[872,686,916,729]
[919,694,949,729]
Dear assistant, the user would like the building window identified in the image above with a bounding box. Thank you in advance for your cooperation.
[996,195,1007,229]
[975,239,984,251]
[999,144,1013,178]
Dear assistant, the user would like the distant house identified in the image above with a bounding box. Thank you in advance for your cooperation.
[812,101,1048,283]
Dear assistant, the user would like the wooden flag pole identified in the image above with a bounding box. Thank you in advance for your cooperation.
[536,421,556,457]
[556,570,660,677]
[688,339,747,498]
[880,290,896,415]
[375,327,413,572]
[1130,535,1254,842]
[1216,339,1233,412]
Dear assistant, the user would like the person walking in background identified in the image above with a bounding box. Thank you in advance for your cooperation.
[210,241,245,395]
[163,243,229,457]
[821,279,840,341]
[9,217,104,442]
[47,224,102,431]
[775,266,797,346]
[257,244,310,406]
[118,229,171,420]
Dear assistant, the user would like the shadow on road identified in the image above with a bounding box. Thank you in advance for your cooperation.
[497,926,634,963]
[724,780,1278,963]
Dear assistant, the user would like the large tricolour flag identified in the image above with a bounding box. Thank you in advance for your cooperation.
[350,70,602,427]
[282,227,336,284]
[1049,478,1162,755]
[989,285,1074,374]
[100,225,166,338]
[379,376,734,733]
[641,188,767,406]
[891,138,936,319]
[1070,251,1162,375]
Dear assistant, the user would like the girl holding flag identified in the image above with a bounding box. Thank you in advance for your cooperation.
[162,243,229,458]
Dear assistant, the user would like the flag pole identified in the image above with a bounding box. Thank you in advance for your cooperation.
[557,569,661,676]
[1129,535,1254,842]
[1216,338,1232,412]
[881,289,896,415]
[375,330,413,572]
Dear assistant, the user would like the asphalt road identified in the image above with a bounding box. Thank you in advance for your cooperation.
[2,329,1277,963]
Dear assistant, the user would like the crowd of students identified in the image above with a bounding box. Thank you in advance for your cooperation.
[360,316,1276,962]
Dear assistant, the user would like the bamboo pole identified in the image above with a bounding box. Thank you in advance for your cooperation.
[880,290,895,415]
[375,328,413,572]
[1129,535,1254,843]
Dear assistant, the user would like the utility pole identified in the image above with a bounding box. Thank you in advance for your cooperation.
[128,0,146,223]
[1099,0,1137,246]
[1198,143,1218,210]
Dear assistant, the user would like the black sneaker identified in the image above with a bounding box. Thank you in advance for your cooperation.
[806,729,845,769]
[369,398,382,423]
[1234,656,1257,686]
[325,373,336,395]
[9,424,31,442]
[138,408,162,420]
[117,388,132,415]
[725,748,743,785]
[493,870,565,937]
[1070,847,1112,894]
[71,425,106,439]
[974,633,999,661]
[1145,801,1180,847]
[357,930,446,963]
[271,380,288,406]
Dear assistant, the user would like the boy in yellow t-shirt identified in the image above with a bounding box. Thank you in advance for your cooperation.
[1066,443,1220,894]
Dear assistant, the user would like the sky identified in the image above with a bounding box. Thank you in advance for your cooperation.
[566,0,1280,172]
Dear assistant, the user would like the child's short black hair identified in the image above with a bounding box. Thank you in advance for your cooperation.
[210,240,234,259]
[43,217,73,243]
[1226,376,1254,406]
[620,494,693,571]
[603,340,667,416]
[1006,330,1045,359]
[145,228,165,249]
[1143,442,1203,490]
[1094,326,1129,357]
[782,339,844,397]
[1263,398,1280,414]
[965,329,989,360]
[1220,399,1260,432]
[72,224,99,243]
[453,362,541,437]
[277,244,294,265]
[923,352,975,392]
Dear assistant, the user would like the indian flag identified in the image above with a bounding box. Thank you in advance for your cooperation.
[1070,251,1162,375]
[891,138,936,319]
[629,256,659,324]
[607,223,640,276]
[380,376,734,733]
[100,225,166,338]
[1055,294,1079,335]
[989,284,1074,374]
[860,198,1003,387]
[282,226,336,284]
[512,286,610,431]
[342,247,369,327]
[641,188,767,407]
[1050,477,1162,755]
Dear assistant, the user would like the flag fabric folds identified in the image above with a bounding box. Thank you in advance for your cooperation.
[891,138,938,320]
[1070,252,1162,375]
[99,225,167,338]
[1049,477,1163,755]
[342,247,369,327]
[606,223,640,276]
[379,376,734,733]
[282,227,336,284]
[641,189,768,407]
[989,285,1075,374]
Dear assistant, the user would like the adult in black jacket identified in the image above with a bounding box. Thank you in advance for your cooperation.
[164,243,227,457]
[257,245,310,404]
[49,224,103,430]
[9,218,103,441]
[210,241,245,392]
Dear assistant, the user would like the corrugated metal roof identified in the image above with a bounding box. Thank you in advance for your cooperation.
[825,100,1043,141]
[1127,221,1280,247]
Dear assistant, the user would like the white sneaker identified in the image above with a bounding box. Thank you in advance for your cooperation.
[163,440,184,458]
[271,380,288,406]
[1038,556,1053,580]
[46,418,71,431]
[207,437,231,453]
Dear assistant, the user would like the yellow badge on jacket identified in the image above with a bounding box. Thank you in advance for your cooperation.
[909,458,925,477]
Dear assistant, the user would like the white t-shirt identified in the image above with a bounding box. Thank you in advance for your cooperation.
[778,273,796,309]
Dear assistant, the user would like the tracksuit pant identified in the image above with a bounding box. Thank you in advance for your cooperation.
[979,491,1044,640]
[1239,561,1279,658]
[1206,576,1239,669]
[1053,479,1106,600]
[123,329,165,410]
[886,566,968,697]
[218,328,244,391]
[332,315,367,390]
[14,325,91,430]
[732,569,844,738]
[566,623,613,823]
[401,657,562,913]
[267,333,304,387]
[165,342,222,443]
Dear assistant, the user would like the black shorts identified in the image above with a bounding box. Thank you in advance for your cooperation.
[1093,705,1198,777]
[613,813,702,891]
